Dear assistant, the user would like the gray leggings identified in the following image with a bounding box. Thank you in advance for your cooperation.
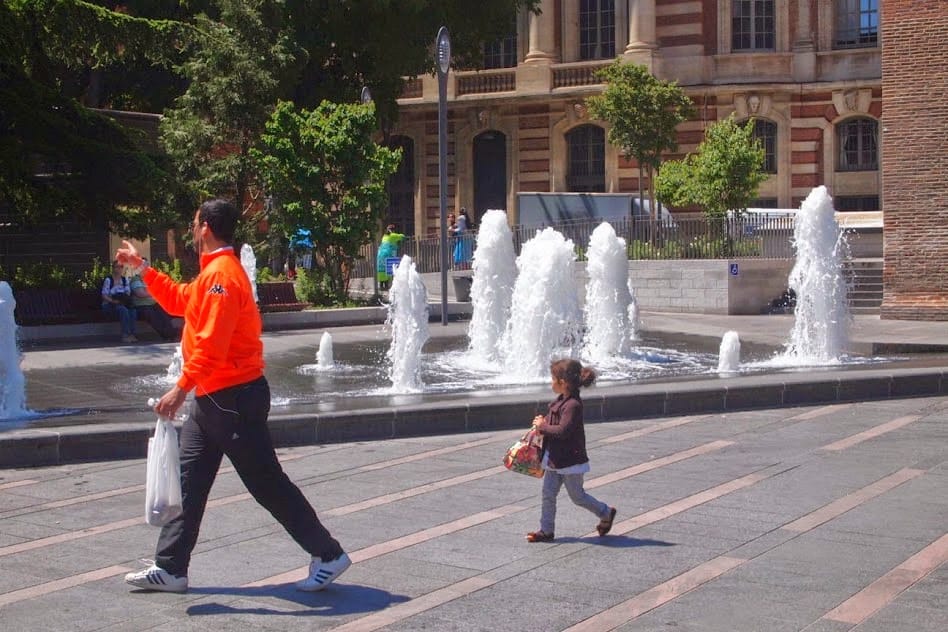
[540,469,609,534]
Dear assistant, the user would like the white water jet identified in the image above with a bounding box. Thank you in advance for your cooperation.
[240,243,258,303]
[583,222,636,362]
[165,345,184,382]
[717,331,741,373]
[386,255,430,391]
[468,209,517,363]
[500,228,582,379]
[316,331,335,369]
[0,282,27,420]
[780,186,850,364]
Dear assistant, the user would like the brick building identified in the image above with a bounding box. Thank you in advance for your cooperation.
[388,0,884,239]
[386,1,948,319]
[879,1,948,320]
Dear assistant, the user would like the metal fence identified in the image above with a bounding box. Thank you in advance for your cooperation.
[351,215,796,277]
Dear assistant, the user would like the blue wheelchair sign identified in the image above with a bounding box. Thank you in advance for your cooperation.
[729,263,739,276]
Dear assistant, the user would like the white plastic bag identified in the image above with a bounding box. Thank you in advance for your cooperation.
[144,417,183,526]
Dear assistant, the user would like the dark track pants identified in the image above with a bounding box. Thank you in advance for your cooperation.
[155,376,342,576]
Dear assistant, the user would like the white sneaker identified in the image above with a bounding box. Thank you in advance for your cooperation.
[124,564,188,593]
[295,552,351,592]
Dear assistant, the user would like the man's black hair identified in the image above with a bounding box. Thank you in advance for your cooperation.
[198,199,239,244]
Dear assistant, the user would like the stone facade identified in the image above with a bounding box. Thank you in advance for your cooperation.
[879,1,948,320]
[391,1,882,237]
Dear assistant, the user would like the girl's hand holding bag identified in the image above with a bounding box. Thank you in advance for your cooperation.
[145,414,183,526]
[503,427,545,478]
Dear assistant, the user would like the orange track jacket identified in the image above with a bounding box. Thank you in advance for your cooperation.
[144,248,264,395]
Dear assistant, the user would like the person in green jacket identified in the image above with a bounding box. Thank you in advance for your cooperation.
[376,224,406,289]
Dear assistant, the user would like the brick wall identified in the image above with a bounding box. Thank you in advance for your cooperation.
[880,1,948,320]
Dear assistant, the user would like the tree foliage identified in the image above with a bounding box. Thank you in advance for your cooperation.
[284,0,540,128]
[2,0,538,234]
[585,60,694,219]
[1,0,194,233]
[253,100,401,302]
[159,0,302,216]
[655,114,766,219]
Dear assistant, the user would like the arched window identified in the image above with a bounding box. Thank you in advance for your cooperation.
[837,117,878,171]
[566,125,605,192]
[579,0,615,60]
[751,119,777,173]
[732,0,775,51]
[835,0,878,49]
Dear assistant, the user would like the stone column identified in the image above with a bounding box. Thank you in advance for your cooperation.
[792,0,816,81]
[624,0,657,67]
[794,0,814,49]
[524,0,557,63]
[626,0,656,51]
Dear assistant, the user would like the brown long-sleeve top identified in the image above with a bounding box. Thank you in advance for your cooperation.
[537,393,589,469]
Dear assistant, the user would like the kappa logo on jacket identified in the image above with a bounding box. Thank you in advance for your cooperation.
[207,284,227,295]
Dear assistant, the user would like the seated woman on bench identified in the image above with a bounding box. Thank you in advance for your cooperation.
[101,261,138,343]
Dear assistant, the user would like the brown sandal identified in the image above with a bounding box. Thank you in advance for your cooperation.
[526,530,554,543]
[597,507,617,536]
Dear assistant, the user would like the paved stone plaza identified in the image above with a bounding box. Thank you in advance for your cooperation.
[0,313,946,630]
[1,395,946,631]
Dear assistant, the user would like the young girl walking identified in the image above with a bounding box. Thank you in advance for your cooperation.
[527,358,616,542]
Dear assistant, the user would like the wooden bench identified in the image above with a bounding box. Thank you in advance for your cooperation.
[14,288,141,326]
[12,289,81,325]
[257,281,309,313]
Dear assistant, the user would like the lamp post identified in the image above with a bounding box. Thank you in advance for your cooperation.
[435,26,451,326]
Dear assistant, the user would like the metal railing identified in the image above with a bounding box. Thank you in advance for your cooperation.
[349,215,795,278]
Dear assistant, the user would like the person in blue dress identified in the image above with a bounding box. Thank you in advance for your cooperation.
[452,208,473,269]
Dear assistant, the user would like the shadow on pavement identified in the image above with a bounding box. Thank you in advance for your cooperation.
[550,535,677,548]
[184,582,409,617]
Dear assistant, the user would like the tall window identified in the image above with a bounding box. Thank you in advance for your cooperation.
[580,0,615,60]
[566,125,606,192]
[732,0,775,51]
[751,119,777,173]
[385,136,415,234]
[835,0,878,48]
[835,196,879,212]
[837,118,878,171]
[484,22,518,69]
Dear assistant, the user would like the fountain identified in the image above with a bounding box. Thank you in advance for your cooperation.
[583,222,637,363]
[72,187,882,418]
[165,345,184,382]
[717,331,741,373]
[0,282,27,422]
[386,255,429,392]
[467,209,517,364]
[316,331,335,369]
[240,243,258,303]
[500,227,583,380]
[778,186,850,365]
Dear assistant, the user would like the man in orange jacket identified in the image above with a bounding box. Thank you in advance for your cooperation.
[116,199,350,593]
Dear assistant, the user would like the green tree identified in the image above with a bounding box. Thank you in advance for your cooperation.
[253,100,401,303]
[159,0,301,215]
[0,0,193,233]
[284,0,540,129]
[585,60,694,219]
[655,114,766,219]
